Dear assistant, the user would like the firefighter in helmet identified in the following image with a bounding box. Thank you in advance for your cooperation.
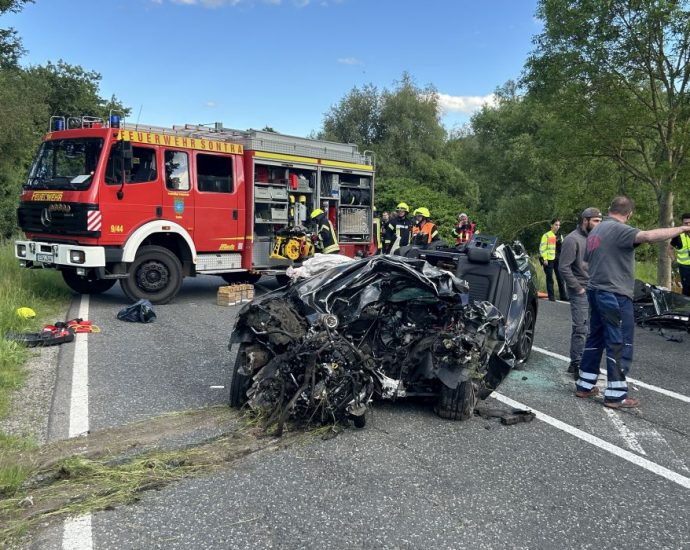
[310,209,340,254]
[386,202,414,254]
[412,207,440,245]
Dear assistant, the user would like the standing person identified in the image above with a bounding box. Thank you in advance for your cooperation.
[575,196,690,408]
[452,213,476,246]
[310,208,340,254]
[387,202,414,254]
[411,207,440,244]
[559,207,603,379]
[669,212,690,296]
[381,211,392,253]
[372,207,382,255]
[539,218,569,301]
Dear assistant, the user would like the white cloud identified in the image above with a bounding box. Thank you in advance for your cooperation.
[294,0,311,6]
[205,101,217,108]
[337,57,363,65]
[437,93,496,114]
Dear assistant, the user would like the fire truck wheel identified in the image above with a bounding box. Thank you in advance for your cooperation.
[120,245,183,305]
[221,272,261,284]
[61,270,117,295]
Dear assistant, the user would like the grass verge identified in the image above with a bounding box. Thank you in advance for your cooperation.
[0,239,71,509]
[0,406,320,546]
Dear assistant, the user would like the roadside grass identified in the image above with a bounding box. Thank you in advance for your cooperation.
[0,406,315,546]
[0,239,71,503]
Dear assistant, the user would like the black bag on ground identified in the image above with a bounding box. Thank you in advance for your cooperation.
[117,299,156,323]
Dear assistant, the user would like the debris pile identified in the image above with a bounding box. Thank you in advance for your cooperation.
[231,256,513,430]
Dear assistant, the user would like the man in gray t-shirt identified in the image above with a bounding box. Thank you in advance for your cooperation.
[575,196,690,409]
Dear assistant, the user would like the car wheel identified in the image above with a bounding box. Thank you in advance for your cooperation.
[62,270,117,295]
[228,343,253,408]
[120,245,183,305]
[221,272,261,284]
[514,304,536,365]
[435,379,477,421]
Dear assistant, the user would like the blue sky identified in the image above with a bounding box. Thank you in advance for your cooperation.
[4,0,541,137]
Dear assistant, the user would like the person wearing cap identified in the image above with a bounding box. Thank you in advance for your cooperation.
[310,208,340,254]
[411,207,440,245]
[669,212,690,296]
[386,202,414,254]
[539,218,569,302]
[576,196,690,408]
[559,207,603,379]
[452,213,476,246]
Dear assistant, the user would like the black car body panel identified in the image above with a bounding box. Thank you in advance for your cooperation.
[229,236,538,427]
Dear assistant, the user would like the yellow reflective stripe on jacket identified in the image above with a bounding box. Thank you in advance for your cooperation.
[317,221,340,254]
[540,230,557,261]
[678,233,690,265]
[373,217,381,248]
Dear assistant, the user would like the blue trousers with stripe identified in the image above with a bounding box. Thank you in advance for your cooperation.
[576,289,634,403]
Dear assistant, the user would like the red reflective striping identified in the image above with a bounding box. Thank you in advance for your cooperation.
[87,211,102,232]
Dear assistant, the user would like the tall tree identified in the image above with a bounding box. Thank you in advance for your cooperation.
[526,0,690,286]
[0,0,32,69]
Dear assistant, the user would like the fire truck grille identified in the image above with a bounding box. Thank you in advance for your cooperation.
[17,202,101,237]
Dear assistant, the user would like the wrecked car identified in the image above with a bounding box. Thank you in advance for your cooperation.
[227,235,538,429]
[634,279,690,331]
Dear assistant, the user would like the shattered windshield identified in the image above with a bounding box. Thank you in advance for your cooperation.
[25,138,104,190]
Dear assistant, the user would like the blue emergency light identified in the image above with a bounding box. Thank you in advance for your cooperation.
[54,119,65,131]
[110,114,121,128]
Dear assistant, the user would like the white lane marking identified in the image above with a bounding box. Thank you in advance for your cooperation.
[62,515,93,550]
[63,294,93,550]
[602,408,646,454]
[210,385,225,389]
[69,294,90,437]
[533,346,690,404]
[491,392,690,490]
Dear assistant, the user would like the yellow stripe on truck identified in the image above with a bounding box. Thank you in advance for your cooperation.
[253,151,373,171]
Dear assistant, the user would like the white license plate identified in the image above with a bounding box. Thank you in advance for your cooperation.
[36,253,54,263]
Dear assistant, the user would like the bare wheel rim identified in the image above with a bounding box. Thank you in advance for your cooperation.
[136,261,169,292]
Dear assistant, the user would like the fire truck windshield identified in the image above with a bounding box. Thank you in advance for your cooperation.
[25,137,104,190]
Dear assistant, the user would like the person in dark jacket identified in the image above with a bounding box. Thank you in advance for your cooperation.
[386,202,414,254]
[559,207,602,379]
[310,209,340,254]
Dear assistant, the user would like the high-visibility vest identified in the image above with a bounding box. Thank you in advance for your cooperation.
[677,233,690,265]
[539,230,559,261]
[412,221,439,244]
[316,219,340,254]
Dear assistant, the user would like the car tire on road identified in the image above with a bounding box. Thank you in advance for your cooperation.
[435,378,477,421]
[229,343,251,408]
[120,245,183,305]
[514,304,536,365]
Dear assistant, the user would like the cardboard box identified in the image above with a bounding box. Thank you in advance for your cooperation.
[217,284,255,306]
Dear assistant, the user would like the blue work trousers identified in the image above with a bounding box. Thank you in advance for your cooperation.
[576,289,634,404]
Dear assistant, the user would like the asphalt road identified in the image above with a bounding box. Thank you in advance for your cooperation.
[32,278,690,549]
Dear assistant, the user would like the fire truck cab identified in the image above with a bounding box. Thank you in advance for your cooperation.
[15,115,375,303]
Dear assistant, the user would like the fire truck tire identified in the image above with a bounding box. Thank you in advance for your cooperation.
[221,272,261,284]
[120,245,183,305]
[61,270,117,295]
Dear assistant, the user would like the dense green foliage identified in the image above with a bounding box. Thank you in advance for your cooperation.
[0,1,127,238]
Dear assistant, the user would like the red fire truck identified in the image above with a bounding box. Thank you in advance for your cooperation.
[15,115,375,303]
